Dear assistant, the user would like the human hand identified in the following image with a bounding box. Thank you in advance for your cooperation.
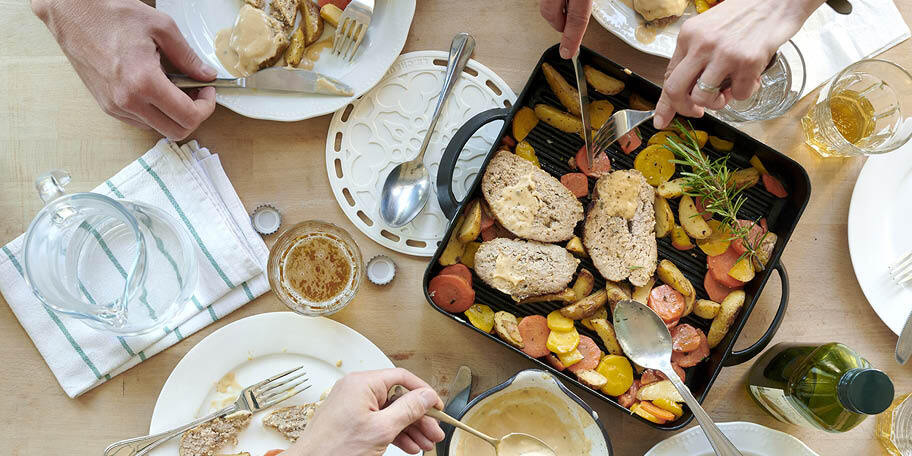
[653,0,824,129]
[31,0,217,139]
[539,0,593,59]
[284,368,445,456]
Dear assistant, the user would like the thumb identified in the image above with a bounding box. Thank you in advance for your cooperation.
[559,0,592,59]
[379,387,440,431]
[151,14,217,80]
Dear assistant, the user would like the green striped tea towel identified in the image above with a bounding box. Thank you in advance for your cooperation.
[0,139,269,397]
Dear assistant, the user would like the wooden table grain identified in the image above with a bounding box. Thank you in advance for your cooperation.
[2,1,910,454]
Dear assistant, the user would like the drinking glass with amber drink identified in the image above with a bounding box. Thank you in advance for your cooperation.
[802,59,912,157]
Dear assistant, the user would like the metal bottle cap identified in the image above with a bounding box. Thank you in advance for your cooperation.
[837,368,894,415]
[251,204,282,235]
[366,255,397,285]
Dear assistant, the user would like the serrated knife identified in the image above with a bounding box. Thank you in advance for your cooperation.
[168,68,354,96]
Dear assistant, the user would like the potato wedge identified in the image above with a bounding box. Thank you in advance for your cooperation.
[654,195,674,238]
[693,299,721,319]
[728,168,761,190]
[320,3,342,27]
[512,106,539,142]
[656,259,695,315]
[584,65,625,95]
[560,289,608,320]
[637,380,684,403]
[493,311,525,349]
[632,276,655,304]
[670,224,694,250]
[696,219,732,257]
[657,178,688,199]
[752,231,778,271]
[707,290,745,348]
[299,0,323,46]
[566,236,588,258]
[728,257,755,282]
[534,104,582,133]
[581,307,608,331]
[605,281,631,312]
[284,27,307,67]
[542,63,581,115]
[749,155,770,175]
[589,318,624,356]
[589,100,615,130]
[709,135,734,152]
[457,200,482,243]
[460,241,481,269]
[629,92,655,111]
[576,369,609,389]
[679,195,712,240]
[517,288,577,305]
[438,215,466,266]
[571,269,595,301]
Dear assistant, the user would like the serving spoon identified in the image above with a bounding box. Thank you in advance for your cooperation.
[612,299,743,456]
[378,33,475,228]
[388,385,556,456]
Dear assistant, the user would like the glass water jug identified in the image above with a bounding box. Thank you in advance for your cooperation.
[22,170,198,335]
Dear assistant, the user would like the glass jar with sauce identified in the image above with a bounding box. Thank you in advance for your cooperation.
[267,220,363,316]
[877,393,912,456]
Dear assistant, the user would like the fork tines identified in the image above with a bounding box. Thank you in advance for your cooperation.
[890,251,912,284]
[251,365,311,409]
[331,0,372,61]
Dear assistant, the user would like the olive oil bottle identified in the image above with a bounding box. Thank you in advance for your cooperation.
[747,342,894,432]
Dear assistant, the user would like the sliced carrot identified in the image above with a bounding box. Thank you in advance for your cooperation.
[518,315,550,358]
[665,318,679,330]
[732,219,766,255]
[618,128,642,155]
[560,172,590,198]
[545,353,566,371]
[671,329,710,367]
[647,285,685,323]
[481,224,515,242]
[439,264,472,287]
[263,450,285,456]
[480,208,495,231]
[762,174,788,198]
[576,146,611,178]
[704,270,741,303]
[500,135,517,149]
[617,379,640,407]
[642,401,677,422]
[428,274,475,313]
[707,245,746,288]
[640,369,661,386]
[671,323,702,353]
[567,335,603,374]
[671,362,687,382]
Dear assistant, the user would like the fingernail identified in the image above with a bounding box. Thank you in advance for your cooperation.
[560,45,570,59]
[653,116,664,129]
[419,389,438,408]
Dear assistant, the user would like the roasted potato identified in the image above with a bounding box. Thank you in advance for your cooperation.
[581,307,608,331]
[679,195,712,240]
[534,104,582,133]
[707,290,745,348]
[584,65,625,95]
[634,144,676,186]
[299,0,323,46]
[560,289,608,320]
[460,241,481,269]
[648,131,680,148]
[493,311,525,348]
[749,155,770,174]
[728,257,755,282]
[637,380,684,403]
[457,200,482,243]
[670,224,694,250]
[547,328,580,354]
[632,277,655,304]
[693,299,721,319]
[542,63,581,115]
[512,106,539,142]
[589,318,624,356]
[657,178,688,199]
[566,236,588,258]
[284,27,307,67]
[589,100,615,130]
[518,288,577,304]
[465,304,495,333]
[696,219,731,257]
[752,232,778,271]
[729,168,761,190]
[438,215,466,265]
[709,135,734,152]
[656,259,695,316]
[320,3,342,27]
[605,281,631,311]
[515,140,540,167]
[571,269,595,301]
[576,369,609,389]
[629,92,655,111]
[654,195,674,238]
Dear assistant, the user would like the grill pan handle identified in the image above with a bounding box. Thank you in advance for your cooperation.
[722,262,789,366]
[437,108,510,219]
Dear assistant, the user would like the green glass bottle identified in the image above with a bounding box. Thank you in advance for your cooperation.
[746,342,894,432]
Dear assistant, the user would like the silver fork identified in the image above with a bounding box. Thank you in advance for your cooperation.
[104,365,310,456]
[888,253,912,364]
[591,108,656,154]
[332,0,374,61]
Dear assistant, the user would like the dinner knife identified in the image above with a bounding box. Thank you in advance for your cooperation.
[571,53,594,167]
[168,68,354,96]
[896,309,912,364]
[436,365,473,456]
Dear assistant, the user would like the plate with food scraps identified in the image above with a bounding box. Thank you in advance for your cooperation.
[590,0,698,59]
[644,421,819,455]
[849,141,912,335]
[157,0,415,121]
[148,312,410,456]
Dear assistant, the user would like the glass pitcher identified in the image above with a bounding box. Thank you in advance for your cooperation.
[22,170,198,336]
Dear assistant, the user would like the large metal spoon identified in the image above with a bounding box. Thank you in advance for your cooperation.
[388,385,556,456]
[378,33,475,228]
[613,300,743,456]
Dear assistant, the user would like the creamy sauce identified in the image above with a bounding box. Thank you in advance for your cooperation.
[493,254,524,287]
[215,5,286,77]
[498,435,556,456]
[451,387,592,456]
[633,0,688,21]
[635,23,660,44]
[596,171,640,220]
[293,38,333,71]
[210,371,243,411]
[497,174,540,232]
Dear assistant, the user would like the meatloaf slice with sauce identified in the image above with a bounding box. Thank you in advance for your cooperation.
[482,150,584,243]
[583,169,657,287]
[474,238,580,300]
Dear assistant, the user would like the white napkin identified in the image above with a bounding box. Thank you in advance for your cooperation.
[794,0,911,98]
[0,139,270,398]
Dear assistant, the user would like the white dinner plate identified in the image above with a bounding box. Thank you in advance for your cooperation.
[591,0,695,59]
[644,421,819,456]
[157,0,415,121]
[848,142,912,335]
[148,312,409,456]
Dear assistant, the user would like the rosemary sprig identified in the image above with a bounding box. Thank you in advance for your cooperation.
[664,120,764,265]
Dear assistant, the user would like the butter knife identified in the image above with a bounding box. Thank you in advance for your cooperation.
[896,309,912,364]
[571,53,594,166]
[168,68,354,96]
[436,365,473,456]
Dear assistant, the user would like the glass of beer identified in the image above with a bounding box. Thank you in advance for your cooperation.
[267,220,363,316]
[802,59,912,157]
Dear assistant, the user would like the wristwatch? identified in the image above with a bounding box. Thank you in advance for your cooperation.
[826,0,852,14]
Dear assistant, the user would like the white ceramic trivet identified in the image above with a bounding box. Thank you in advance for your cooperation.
[326,51,516,256]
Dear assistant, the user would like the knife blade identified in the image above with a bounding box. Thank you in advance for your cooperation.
[436,366,473,456]
[168,68,354,96]
[896,309,912,364]
[571,53,594,167]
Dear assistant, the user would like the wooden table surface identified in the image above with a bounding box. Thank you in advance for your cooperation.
[2,1,911,454]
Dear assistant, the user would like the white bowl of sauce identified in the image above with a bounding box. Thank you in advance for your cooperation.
[445,369,613,456]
